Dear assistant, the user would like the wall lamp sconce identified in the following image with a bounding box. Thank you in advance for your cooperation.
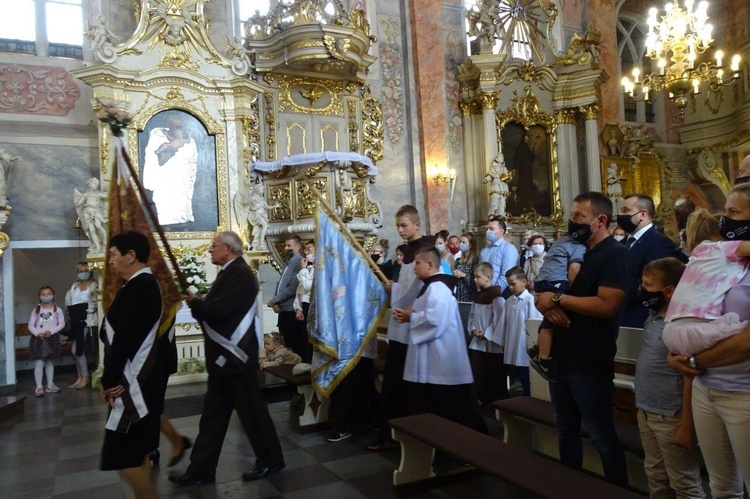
[432,164,456,186]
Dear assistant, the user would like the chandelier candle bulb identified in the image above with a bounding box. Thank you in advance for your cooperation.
[715,50,723,67]
[731,54,741,72]
[632,67,640,83]
[693,79,700,93]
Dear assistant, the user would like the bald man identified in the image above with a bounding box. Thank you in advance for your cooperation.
[737,154,750,185]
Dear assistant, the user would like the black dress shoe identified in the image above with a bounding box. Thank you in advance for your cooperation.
[241,463,285,481]
[168,436,193,467]
[168,472,216,486]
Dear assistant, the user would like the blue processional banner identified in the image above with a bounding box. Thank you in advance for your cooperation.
[309,207,389,396]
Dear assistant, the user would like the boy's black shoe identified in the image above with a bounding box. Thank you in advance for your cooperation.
[528,346,559,383]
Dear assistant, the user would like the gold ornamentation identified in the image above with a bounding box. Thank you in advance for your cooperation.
[300,86,324,106]
[495,87,563,227]
[477,92,498,110]
[240,112,261,175]
[345,82,357,94]
[100,128,109,174]
[555,108,577,124]
[351,178,368,217]
[323,35,351,60]
[0,231,9,257]
[287,123,307,156]
[361,85,384,164]
[553,27,601,67]
[278,75,344,116]
[348,100,359,152]
[295,178,329,218]
[264,93,277,160]
[320,124,339,152]
[158,47,201,70]
[516,61,538,82]
[304,161,327,177]
[267,183,292,222]
[348,9,374,40]
[551,88,597,102]
[579,104,600,121]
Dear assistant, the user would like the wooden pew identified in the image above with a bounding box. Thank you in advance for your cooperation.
[263,364,329,428]
[390,413,643,497]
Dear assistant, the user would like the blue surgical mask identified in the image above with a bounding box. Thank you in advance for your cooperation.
[486,230,498,243]
[40,296,53,304]
[436,243,446,253]
[77,272,91,280]
[459,242,469,253]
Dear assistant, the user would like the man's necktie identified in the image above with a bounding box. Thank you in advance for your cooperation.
[625,236,635,249]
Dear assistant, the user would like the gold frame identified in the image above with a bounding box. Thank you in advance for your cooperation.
[495,87,563,226]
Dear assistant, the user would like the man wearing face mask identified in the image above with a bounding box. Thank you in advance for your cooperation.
[535,192,634,487]
[480,216,519,296]
[267,235,309,362]
[617,194,677,328]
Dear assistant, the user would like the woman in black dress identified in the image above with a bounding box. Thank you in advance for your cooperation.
[100,231,162,498]
[454,232,479,302]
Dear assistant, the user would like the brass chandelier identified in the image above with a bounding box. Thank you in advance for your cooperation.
[620,0,740,119]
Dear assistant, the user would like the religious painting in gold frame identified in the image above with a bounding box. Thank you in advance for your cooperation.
[600,154,663,210]
[495,88,563,226]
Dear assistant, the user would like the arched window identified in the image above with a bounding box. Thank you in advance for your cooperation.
[464,0,542,62]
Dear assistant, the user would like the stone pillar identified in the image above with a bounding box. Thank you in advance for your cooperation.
[408,0,450,233]
[587,2,620,125]
[556,109,579,216]
[478,92,499,175]
[580,104,602,192]
[460,100,481,224]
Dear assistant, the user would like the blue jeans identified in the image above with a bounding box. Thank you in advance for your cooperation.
[549,364,628,487]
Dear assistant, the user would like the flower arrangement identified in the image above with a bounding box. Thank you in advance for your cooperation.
[94,98,132,137]
[174,247,209,296]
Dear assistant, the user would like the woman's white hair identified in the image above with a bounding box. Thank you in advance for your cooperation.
[217,231,243,254]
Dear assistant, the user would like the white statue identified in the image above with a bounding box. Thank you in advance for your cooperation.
[225,35,254,76]
[85,15,119,63]
[74,177,108,255]
[605,162,627,214]
[0,146,20,209]
[483,152,513,218]
[233,177,279,251]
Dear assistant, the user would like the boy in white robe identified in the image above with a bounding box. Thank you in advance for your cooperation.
[394,246,487,433]
[369,205,437,450]
[502,266,542,396]
[467,262,508,406]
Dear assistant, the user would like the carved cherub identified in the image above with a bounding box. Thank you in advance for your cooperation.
[85,15,120,63]
[225,35,254,76]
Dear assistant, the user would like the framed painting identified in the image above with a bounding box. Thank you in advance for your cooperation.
[495,87,562,226]
[137,109,219,234]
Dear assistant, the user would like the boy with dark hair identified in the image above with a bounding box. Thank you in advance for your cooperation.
[635,257,704,498]
[369,205,436,450]
[394,246,486,432]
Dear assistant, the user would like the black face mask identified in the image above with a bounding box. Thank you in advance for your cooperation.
[285,249,294,257]
[638,286,666,310]
[371,253,381,263]
[735,176,750,185]
[616,213,639,234]
[567,219,594,242]
[719,216,750,240]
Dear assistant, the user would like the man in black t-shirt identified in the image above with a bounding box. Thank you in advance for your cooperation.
[535,192,634,488]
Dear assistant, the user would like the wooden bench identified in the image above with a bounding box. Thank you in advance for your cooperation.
[263,364,329,428]
[389,413,643,498]
[15,323,72,362]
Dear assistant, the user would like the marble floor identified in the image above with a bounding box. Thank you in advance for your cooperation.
[0,367,531,499]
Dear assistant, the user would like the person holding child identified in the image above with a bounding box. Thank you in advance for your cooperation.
[635,257,705,499]
[467,262,507,406]
[502,267,542,397]
[394,246,486,433]
[28,286,65,397]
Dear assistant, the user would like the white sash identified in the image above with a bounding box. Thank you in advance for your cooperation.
[104,315,159,432]
[204,298,260,367]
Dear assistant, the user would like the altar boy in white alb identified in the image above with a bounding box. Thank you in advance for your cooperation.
[394,246,487,433]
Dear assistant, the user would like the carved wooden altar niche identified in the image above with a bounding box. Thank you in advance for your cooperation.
[496,88,563,226]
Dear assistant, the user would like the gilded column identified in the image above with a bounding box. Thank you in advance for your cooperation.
[556,108,578,216]
[478,92,499,177]
[580,104,601,192]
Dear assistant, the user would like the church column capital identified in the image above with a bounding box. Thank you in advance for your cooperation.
[477,92,498,111]
[579,104,600,121]
[556,108,577,125]
[459,100,474,115]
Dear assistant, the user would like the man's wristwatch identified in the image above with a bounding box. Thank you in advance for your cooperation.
[551,292,562,307]
[688,355,704,371]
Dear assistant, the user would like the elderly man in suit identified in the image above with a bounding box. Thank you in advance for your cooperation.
[617,194,676,328]
[267,234,309,362]
[170,231,284,485]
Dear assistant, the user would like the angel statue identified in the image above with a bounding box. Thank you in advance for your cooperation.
[233,177,279,251]
[605,163,627,214]
[483,151,513,218]
[0,146,20,209]
[85,15,120,64]
[74,177,108,255]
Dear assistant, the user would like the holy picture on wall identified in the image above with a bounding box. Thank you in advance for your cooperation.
[500,121,552,217]
[137,109,219,233]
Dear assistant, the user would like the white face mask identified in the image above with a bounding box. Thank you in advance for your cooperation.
[305,253,315,263]
[530,244,545,256]
[613,235,625,242]
[436,243,446,253]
